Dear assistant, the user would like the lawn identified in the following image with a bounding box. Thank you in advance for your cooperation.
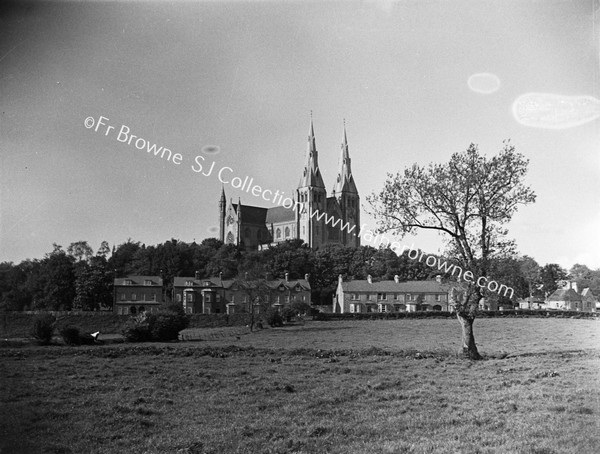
[1,318,599,454]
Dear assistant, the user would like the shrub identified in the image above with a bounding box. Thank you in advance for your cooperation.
[31,313,56,345]
[122,308,189,342]
[264,308,283,327]
[60,326,81,345]
[149,310,189,341]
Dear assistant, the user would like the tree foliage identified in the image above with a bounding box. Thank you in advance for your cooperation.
[368,142,536,359]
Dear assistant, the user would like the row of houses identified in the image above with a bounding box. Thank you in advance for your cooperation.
[518,282,598,312]
[113,273,311,315]
[334,276,598,314]
[113,273,599,316]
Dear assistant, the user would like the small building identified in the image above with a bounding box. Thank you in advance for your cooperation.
[113,275,164,315]
[334,275,452,314]
[518,296,546,310]
[546,288,584,311]
[581,288,597,312]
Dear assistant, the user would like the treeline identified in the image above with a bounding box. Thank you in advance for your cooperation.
[1,238,598,311]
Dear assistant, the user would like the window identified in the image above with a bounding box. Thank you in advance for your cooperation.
[176,294,182,303]
[378,304,387,313]
[406,294,412,301]
[366,294,372,301]
[205,294,212,303]
[226,232,235,244]
[393,294,399,300]
[131,293,137,301]
[120,293,126,301]
[350,303,355,313]
[435,294,441,302]
[203,281,211,287]
[152,293,157,301]
[185,280,194,286]
[351,293,359,300]
[142,294,146,301]
[231,295,235,303]
[276,228,282,239]
[144,280,152,286]
[124,279,133,286]
[285,227,290,238]
[285,296,290,303]
[377,293,387,300]
[185,293,194,302]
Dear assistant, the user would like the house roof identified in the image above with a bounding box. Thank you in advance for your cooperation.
[174,277,311,291]
[340,279,451,294]
[114,275,163,286]
[266,206,295,224]
[232,203,269,225]
[546,288,582,302]
[173,276,223,288]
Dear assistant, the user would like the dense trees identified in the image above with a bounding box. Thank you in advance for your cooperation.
[1,235,598,314]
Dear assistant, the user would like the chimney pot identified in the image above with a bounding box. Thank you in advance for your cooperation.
[195,270,201,280]
[394,275,399,283]
[305,273,309,281]
[367,274,372,284]
[435,275,442,283]
[285,272,289,282]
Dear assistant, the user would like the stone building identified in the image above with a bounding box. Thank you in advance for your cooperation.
[218,117,360,250]
[113,275,164,315]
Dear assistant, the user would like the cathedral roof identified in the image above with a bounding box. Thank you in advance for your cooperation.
[266,206,295,224]
[232,203,269,225]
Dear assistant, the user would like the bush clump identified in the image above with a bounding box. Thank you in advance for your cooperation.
[59,326,95,346]
[122,306,189,342]
[264,308,283,327]
[60,326,82,345]
[31,313,56,345]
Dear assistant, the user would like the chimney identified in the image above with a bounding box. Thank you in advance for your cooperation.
[285,272,289,282]
[435,275,442,284]
[338,274,343,284]
[571,281,578,293]
[394,275,399,283]
[305,273,310,281]
[194,270,201,280]
[367,274,372,284]
[219,271,223,280]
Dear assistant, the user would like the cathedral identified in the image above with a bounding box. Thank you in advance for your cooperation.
[218,117,360,250]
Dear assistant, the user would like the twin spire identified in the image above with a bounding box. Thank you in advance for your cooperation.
[299,114,357,195]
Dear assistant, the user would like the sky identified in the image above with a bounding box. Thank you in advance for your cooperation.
[1,0,599,271]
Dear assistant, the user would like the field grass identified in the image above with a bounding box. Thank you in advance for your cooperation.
[1,318,599,454]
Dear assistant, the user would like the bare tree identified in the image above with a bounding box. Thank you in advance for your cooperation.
[369,142,536,359]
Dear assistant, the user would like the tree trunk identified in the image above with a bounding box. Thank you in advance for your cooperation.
[456,313,482,360]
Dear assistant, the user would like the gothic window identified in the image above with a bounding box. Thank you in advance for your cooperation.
[276,228,281,239]
[285,226,290,238]
[226,232,235,244]
[226,215,234,225]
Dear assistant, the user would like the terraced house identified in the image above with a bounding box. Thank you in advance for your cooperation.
[173,273,311,314]
[334,275,451,314]
[113,275,164,315]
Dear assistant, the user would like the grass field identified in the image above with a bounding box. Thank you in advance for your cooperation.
[1,318,599,454]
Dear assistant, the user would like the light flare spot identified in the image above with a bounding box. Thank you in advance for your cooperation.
[467,73,501,94]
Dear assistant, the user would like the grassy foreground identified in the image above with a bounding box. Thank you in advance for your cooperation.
[1,319,599,454]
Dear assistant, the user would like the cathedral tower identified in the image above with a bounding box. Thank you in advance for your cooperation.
[218,185,226,242]
[296,114,327,248]
[332,121,360,247]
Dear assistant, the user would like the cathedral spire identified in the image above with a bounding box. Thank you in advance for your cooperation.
[299,112,325,188]
[334,120,358,195]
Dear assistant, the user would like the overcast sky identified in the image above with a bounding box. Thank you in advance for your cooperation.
[1,0,599,270]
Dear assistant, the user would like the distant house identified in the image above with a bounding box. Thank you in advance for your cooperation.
[173,273,311,315]
[334,275,452,314]
[518,296,546,310]
[113,276,164,315]
[581,288,598,312]
[546,288,583,311]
